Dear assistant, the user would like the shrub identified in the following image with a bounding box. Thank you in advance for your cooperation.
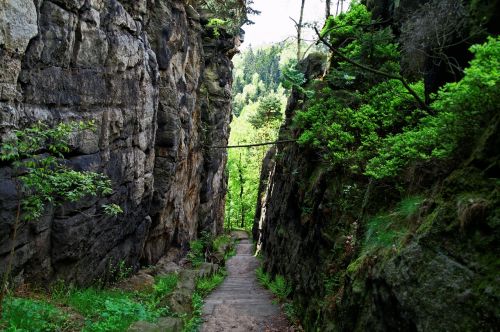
[365,36,500,178]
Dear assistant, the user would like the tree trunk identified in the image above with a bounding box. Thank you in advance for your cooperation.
[326,0,331,18]
[238,151,245,228]
[297,0,306,60]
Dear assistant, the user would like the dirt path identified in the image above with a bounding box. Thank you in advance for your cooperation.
[201,231,291,331]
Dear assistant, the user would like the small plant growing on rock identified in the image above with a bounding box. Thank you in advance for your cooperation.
[206,18,227,38]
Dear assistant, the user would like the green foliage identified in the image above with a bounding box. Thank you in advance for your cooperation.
[0,297,69,331]
[212,234,231,253]
[182,292,203,332]
[363,196,424,253]
[295,3,499,180]
[0,121,120,220]
[187,238,206,268]
[196,271,227,298]
[84,297,159,332]
[212,234,235,260]
[206,18,227,38]
[103,204,124,217]
[283,302,298,323]
[294,4,425,172]
[183,267,228,332]
[366,36,500,178]
[256,267,291,302]
[53,279,174,332]
[200,0,258,34]
[232,44,287,116]
[249,94,283,129]
[281,59,305,90]
[1,271,181,331]
[395,196,424,219]
[226,55,287,230]
[108,260,133,282]
[152,274,179,301]
[364,215,403,250]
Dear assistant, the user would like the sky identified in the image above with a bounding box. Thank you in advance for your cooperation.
[241,0,344,49]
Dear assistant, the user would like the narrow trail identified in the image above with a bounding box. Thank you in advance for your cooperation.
[201,231,291,331]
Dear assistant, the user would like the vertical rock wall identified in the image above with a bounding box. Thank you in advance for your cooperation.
[255,1,500,331]
[0,0,236,284]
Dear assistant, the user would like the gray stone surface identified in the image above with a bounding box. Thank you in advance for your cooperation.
[201,234,290,331]
[0,0,236,285]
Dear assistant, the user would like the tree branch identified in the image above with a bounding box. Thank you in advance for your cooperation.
[314,27,429,111]
[209,139,297,149]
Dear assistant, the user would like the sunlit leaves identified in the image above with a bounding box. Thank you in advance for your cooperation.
[365,36,500,178]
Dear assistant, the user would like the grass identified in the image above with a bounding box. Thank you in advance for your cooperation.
[1,273,180,332]
[364,196,425,251]
[347,196,426,275]
[188,232,237,267]
[0,296,71,331]
[395,196,424,219]
[182,292,203,332]
[0,234,233,332]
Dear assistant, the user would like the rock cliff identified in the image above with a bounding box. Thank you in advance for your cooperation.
[0,0,237,284]
[255,1,499,330]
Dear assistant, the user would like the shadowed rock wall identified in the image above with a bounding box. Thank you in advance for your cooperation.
[255,1,499,330]
[0,0,236,284]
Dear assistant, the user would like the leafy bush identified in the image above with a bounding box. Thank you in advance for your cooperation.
[212,234,232,253]
[85,297,160,332]
[0,297,69,331]
[366,36,500,178]
[294,4,426,173]
[296,3,499,180]
[0,121,117,221]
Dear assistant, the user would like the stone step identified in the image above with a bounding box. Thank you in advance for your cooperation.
[201,235,290,330]
[202,303,281,316]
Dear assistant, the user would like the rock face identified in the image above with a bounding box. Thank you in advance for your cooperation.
[0,0,236,284]
[255,2,500,331]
